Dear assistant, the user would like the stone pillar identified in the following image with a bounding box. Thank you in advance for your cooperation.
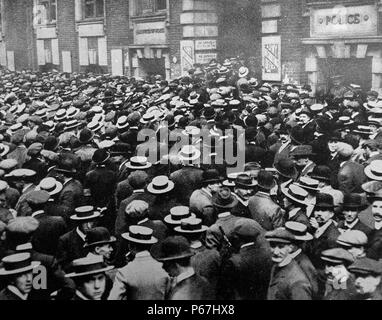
[179,0,218,75]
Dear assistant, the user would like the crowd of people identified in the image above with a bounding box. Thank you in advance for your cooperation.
[0,57,381,300]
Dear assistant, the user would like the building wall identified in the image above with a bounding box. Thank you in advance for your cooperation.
[3,0,34,71]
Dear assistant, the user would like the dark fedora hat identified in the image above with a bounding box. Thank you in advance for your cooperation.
[202,169,223,185]
[274,158,298,180]
[342,193,364,211]
[257,170,276,190]
[84,227,116,248]
[309,165,331,182]
[315,193,334,210]
[212,187,238,209]
[151,236,195,262]
[65,255,113,278]
[92,149,110,165]
[235,173,256,189]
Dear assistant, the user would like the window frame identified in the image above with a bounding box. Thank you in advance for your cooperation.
[82,0,105,20]
[132,0,168,17]
[36,0,57,25]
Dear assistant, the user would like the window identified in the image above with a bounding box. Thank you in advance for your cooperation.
[83,0,104,19]
[88,37,98,65]
[37,0,57,24]
[44,40,52,63]
[134,0,167,16]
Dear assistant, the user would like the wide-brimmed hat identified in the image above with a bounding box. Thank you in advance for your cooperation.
[0,252,40,276]
[365,160,382,181]
[202,169,223,185]
[178,145,201,162]
[284,221,313,241]
[151,236,195,262]
[296,177,320,192]
[164,206,195,225]
[70,206,101,221]
[212,187,238,209]
[87,120,103,133]
[125,156,152,170]
[174,217,208,234]
[274,158,298,180]
[147,176,174,194]
[342,193,365,210]
[238,66,249,78]
[65,255,114,278]
[235,173,257,189]
[84,227,116,248]
[282,184,309,205]
[116,116,129,130]
[92,149,110,164]
[122,225,157,244]
[0,143,10,157]
[65,119,81,131]
[257,170,276,190]
[36,177,63,196]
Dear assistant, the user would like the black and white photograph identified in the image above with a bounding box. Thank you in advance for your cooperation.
[0,0,380,305]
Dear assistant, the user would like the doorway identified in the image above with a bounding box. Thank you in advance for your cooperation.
[139,57,166,81]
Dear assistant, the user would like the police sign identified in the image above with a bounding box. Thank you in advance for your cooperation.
[311,5,378,38]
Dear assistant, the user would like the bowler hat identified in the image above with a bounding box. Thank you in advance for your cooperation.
[315,193,334,210]
[342,193,364,210]
[212,187,238,209]
[202,169,223,185]
[79,128,95,144]
[151,236,195,262]
[92,149,110,164]
[274,158,298,180]
[65,255,113,278]
[309,165,331,182]
[0,253,40,276]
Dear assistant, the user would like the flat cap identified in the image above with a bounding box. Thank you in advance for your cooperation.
[6,217,39,234]
[321,248,355,265]
[27,143,43,157]
[0,159,19,171]
[233,218,262,240]
[337,230,368,247]
[348,257,382,276]
[265,228,296,244]
[6,169,36,179]
[25,190,50,205]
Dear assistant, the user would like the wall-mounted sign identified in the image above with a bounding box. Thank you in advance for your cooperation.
[195,40,217,50]
[262,36,281,81]
[195,53,217,64]
[134,21,166,45]
[311,5,377,38]
[180,40,194,76]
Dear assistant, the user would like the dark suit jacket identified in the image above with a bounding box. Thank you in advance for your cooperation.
[270,141,293,165]
[219,243,272,300]
[170,166,204,206]
[294,251,319,300]
[367,229,382,260]
[191,246,221,290]
[306,221,340,269]
[0,287,23,300]
[168,273,215,300]
[32,213,68,256]
[337,161,367,195]
[337,219,373,238]
[85,166,117,208]
[58,179,84,215]
[267,260,312,300]
[56,229,87,271]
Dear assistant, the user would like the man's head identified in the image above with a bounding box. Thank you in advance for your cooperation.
[75,272,106,300]
[321,248,354,283]
[202,169,222,193]
[234,174,255,201]
[265,228,298,264]
[85,227,116,262]
[10,271,34,295]
[371,194,382,223]
[342,194,363,224]
[314,193,335,226]
[349,258,382,296]
[337,230,368,259]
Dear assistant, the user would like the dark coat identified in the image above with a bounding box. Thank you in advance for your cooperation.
[23,157,48,181]
[32,213,68,256]
[294,251,319,300]
[58,179,84,215]
[168,273,215,300]
[56,229,88,271]
[337,160,367,195]
[248,192,285,231]
[170,166,204,206]
[219,243,272,300]
[267,260,313,300]
[367,229,382,260]
[337,219,373,238]
[0,287,23,300]
[306,221,340,269]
